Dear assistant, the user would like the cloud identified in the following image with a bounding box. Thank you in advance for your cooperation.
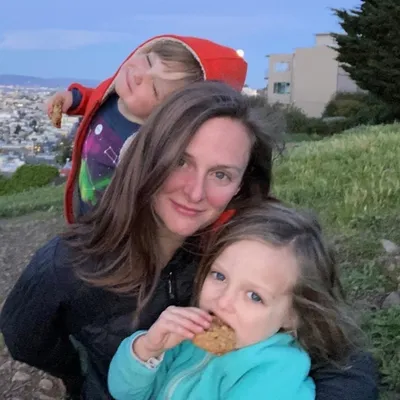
[0,14,305,51]
[130,13,304,34]
[0,29,135,50]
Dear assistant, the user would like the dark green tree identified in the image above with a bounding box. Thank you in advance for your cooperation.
[332,0,400,117]
[55,137,73,165]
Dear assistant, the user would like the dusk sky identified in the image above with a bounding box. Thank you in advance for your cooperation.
[0,0,358,89]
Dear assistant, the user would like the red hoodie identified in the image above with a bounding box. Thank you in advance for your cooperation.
[64,34,247,224]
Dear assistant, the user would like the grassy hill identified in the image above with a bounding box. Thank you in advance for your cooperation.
[2,123,400,397]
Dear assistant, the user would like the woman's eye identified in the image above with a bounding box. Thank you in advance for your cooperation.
[247,292,262,303]
[177,158,186,167]
[215,171,228,180]
[211,271,225,281]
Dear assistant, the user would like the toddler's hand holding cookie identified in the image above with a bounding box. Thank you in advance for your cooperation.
[133,306,212,361]
[46,91,73,127]
[193,316,236,355]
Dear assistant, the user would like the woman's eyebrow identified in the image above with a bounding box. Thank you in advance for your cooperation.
[211,164,244,173]
[183,152,245,172]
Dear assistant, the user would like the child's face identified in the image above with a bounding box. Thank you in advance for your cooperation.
[114,52,174,119]
[199,240,299,348]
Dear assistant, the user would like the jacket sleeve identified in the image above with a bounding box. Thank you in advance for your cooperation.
[223,345,315,400]
[0,239,82,386]
[312,351,379,400]
[108,331,180,400]
[66,82,94,116]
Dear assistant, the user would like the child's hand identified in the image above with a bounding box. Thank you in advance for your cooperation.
[46,91,73,118]
[133,306,212,361]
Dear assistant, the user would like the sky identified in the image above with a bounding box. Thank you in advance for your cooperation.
[0,0,359,89]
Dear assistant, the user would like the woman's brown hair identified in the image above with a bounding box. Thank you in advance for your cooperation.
[195,202,362,365]
[63,80,280,317]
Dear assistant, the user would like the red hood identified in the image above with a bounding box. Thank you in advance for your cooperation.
[118,34,247,91]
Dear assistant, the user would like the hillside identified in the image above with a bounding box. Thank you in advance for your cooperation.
[0,74,99,89]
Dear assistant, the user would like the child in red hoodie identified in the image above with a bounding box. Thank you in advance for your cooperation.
[46,34,247,223]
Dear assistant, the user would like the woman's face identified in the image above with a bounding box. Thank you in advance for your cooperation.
[153,116,252,238]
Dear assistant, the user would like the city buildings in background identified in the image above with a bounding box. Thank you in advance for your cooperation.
[0,85,78,174]
[266,33,363,117]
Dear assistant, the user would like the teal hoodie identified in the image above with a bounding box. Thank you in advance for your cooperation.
[108,330,315,400]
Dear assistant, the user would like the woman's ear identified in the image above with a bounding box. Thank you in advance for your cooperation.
[234,184,242,196]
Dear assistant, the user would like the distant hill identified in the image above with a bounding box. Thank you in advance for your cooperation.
[0,74,100,89]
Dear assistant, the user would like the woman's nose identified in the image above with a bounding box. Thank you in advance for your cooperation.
[183,172,206,203]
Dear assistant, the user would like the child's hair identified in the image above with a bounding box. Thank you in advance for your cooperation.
[195,202,363,366]
[143,40,203,90]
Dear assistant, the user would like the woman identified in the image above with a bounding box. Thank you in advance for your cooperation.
[0,81,378,399]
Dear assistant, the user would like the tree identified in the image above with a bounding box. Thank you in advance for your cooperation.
[14,124,21,135]
[55,137,73,165]
[332,0,400,117]
[29,118,39,132]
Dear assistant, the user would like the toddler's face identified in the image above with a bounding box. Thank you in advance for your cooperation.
[199,239,299,348]
[114,52,188,119]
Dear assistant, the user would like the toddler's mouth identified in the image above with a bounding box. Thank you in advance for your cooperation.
[208,311,232,330]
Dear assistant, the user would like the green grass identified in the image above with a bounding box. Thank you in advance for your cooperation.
[274,123,400,396]
[0,184,64,218]
[3,123,400,396]
[274,124,400,234]
[285,132,324,143]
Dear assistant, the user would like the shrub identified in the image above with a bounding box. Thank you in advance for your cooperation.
[247,95,356,138]
[283,106,350,136]
[324,92,368,118]
[246,95,287,146]
[283,105,310,134]
[323,91,397,126]
[0,164,59,196]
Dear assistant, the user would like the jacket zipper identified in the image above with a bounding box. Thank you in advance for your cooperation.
[164,353,212,399]
[167,271,176,302]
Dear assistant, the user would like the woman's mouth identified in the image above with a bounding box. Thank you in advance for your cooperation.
[171,200,203,217]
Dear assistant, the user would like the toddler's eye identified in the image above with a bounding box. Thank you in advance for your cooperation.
[211,271,225,281]
[247,291,262,303]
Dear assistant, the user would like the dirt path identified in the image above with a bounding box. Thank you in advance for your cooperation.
[0,212,66,399]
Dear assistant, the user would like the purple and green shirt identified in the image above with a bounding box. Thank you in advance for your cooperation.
[72,91,141,215]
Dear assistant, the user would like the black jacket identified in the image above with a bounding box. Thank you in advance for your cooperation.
[0,237,379,399]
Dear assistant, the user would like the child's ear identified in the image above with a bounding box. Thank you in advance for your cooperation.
[282,308,298,332]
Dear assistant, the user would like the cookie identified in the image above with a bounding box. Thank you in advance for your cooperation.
[51,99,63,128]
[193,317,236,355]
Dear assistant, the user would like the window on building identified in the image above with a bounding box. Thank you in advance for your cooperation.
[274,62,290,72]
[273,82,291,94]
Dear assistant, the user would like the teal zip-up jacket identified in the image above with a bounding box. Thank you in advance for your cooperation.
[108,330,315,400]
